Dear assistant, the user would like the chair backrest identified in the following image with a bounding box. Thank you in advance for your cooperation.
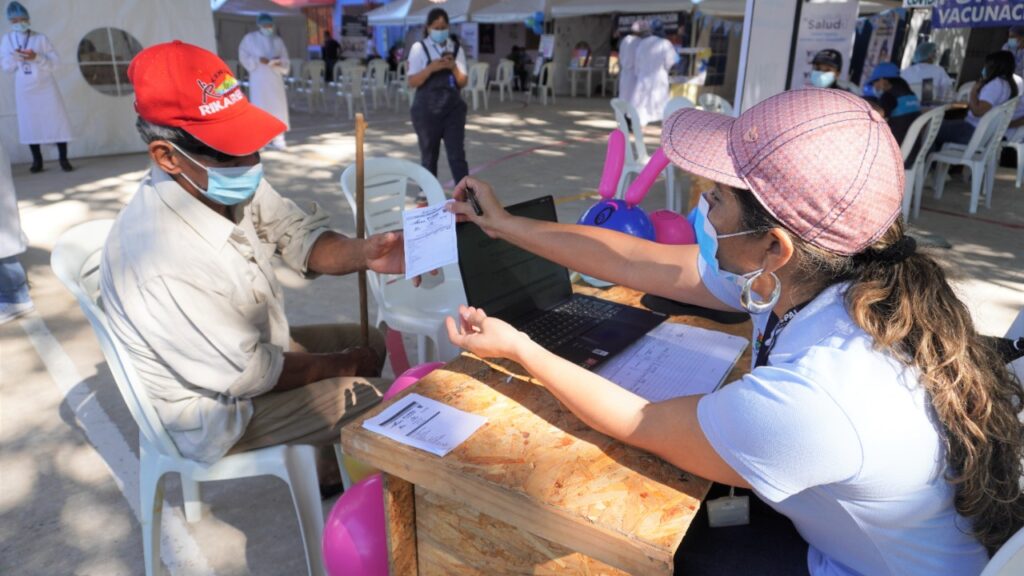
[956,81,975,102]
[698,93,734,116]
[981,524,1024,576]
[471,62,489,90]
[610,98,650,165]
[339,158,463,313]
[662,96,695,121]
[963,97,1018,160]
[305,60,325,89]
[332,61,345,84]
[900,105,947,167]
[591,55,608,71]
[540,62,554,88]
[495,59,513,83]
[51,220,183,459]
[289,57,303,78]
[368,59,389,86]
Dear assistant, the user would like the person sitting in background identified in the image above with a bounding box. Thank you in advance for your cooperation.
[808,49,847,91]
[867,62,921,147]
[901,42,953,99]
[933,50,1019,150]
[1004,71,1024,141]
[386,43,403,73]
[1004,26,1023,78]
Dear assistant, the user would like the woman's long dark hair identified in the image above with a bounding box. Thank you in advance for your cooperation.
[981,51,1019,98]
[736,190,1024,555]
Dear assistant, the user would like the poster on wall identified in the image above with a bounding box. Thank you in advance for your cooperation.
[860,10,899,91]
[539,34,555,59]
[341,14,369,59]
[460,22,479,59]
[788,0,860,89]
[931,0,1024,28]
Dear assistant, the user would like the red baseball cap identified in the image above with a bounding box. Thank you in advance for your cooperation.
[128,40,285,156]
[662,88,904,256]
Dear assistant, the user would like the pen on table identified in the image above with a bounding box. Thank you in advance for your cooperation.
[466,186,484,217]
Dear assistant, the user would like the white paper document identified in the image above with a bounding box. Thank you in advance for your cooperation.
[403,203,458,279]
[363,393,486,457]
[597,323,748,402]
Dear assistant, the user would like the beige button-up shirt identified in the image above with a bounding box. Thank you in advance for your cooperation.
[101,168,330,463]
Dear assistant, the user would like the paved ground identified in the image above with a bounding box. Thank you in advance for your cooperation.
[1,91,1022,575]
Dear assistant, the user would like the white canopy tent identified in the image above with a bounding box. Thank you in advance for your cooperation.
[0,0,216,164]
[213,0,308,62]
[471,0,547,24]
[550,0,748,18]
[368,0,420,27]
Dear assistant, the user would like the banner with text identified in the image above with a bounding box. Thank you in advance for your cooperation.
[932,0,1024,28]
[788,0,860,89]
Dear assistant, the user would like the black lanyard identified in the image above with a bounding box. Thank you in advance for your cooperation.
[15,30,30,52]
[755,302,809,368]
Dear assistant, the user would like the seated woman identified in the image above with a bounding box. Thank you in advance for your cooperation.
[933,50,1019,150]
[867,61,922,146]
[444,89,1024,575]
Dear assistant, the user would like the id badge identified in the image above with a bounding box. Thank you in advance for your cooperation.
[21,63,32,75]
[448,74,455,89]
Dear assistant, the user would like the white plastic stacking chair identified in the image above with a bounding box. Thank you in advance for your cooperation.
[466,62,490,111]
[610,98,651,198]
[335,65,368,120]
[898,105,947,221]
[698,92,734,116]
[662,97,696,212]
[956,81,975,102]
[366,59,391,109]
[327,61,345,91]
[286,57,304,95]
[340,159,467,364]
[1001,129,1024,189]
[51,220,328,576]
[299,60,326,112]
[981,524,1024,576]
[925,97,1017,214]
[591,55,609,97]
[528,62,555,106]
[391,60,413,110]
[489,59,514,103]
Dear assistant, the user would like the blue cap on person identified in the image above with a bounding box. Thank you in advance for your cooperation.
[257,12,273,25]
[867,62,901,85]
[6,1,28,19]
[913,42,937,64]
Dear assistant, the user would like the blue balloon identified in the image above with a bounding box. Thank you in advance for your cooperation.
[577,199,655,240]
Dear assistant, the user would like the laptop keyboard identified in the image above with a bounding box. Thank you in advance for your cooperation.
[519,297,619,350]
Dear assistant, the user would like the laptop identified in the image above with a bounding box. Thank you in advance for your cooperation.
[457,195,666,369]
[920,78,934,105]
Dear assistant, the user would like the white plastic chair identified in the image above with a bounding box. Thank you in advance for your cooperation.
[465,62,490,112]
[610,98,651,198]
[51,220,328,576]
[662,97,696,212]
[391,60,413,110]
[297,60,326,112]
[981,524,1024,576]
[698,93,734,116]
[286,57,304,95]
[1001,129,1024,189]
[925,97,1017,214]
[340,159,466,364]
[334,65,368,120]
[956,81,975,102]
[591,55,609,97]
[366,59,391,109]
[898,105,947,221]
[489,59,514,103]
[528,62,555,106]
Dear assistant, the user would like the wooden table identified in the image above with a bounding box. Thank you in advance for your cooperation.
[342,285,752,575]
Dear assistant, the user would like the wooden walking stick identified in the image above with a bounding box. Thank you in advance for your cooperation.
[355,113,370,348]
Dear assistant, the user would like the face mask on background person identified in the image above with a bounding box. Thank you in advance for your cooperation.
[260,26,273,37]
[429,29,449,45]
[810,70,836,88]
[11,21,28,32]
[1008,38,1019,51]
[170,143,264,206]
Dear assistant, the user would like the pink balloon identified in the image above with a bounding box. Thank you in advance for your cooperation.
[651,210,696,245]
[624,148,670,207]
[323,474,388,576]
[383,362,445,402]
[598,130,626,199]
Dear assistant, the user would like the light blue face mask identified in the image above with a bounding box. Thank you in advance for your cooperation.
[689,195,781,317]
[260,26,274,37]
[429,29,449,45]
[11,21,28,33]
[810,70,836,88]
[171,143,263,206]
[1008,38,1019,51]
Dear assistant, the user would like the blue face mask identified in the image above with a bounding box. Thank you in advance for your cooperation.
[11,22,28,33]
[429,29,449,45]
[1008,38,1019,51]
[171,143,263,206]
[980,67,988,79]
[260,26,274,37]
[810,70,836,88]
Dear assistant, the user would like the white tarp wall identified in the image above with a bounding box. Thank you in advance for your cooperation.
[213,0,308,62]
[0,0,215,165]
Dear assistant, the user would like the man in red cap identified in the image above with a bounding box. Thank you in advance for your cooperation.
[100,41,403,490]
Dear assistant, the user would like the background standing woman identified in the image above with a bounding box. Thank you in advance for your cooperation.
[1,1,73,173]
[406,8,468,186]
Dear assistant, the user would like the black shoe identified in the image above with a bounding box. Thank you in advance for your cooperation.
[59,159,74,172]
[29,162,43,173]
[319,480,345,500]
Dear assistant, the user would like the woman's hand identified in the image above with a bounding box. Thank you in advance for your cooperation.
[446,305,532,362]
[447,177,513,239]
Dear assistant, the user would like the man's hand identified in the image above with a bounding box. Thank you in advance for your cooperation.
[364,231,405,275]
[334,346,382,378]
[447,177,513,239]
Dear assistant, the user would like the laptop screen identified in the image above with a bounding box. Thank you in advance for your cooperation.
[457,196,572,323]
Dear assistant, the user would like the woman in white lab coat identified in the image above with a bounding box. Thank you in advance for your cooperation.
[1,1,73,173]
[0,138,33,324]
[239,12,290,150]
[632,19,677,127]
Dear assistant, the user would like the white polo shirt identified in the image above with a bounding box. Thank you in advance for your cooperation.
[697,283,988,575]
[406,37,467,78]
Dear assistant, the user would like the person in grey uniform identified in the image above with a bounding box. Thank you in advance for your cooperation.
[405,8,469,185]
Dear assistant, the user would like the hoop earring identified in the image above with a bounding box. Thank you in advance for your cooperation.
[741,271,781,315]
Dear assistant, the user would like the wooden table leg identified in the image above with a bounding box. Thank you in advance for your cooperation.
[383,473,417,576]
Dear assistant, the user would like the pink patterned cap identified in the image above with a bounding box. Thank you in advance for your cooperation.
[662,88,904,256]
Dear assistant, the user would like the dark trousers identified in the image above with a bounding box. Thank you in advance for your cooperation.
[932,119,975,152]
[674,484,810,575]
[412,103,469,185]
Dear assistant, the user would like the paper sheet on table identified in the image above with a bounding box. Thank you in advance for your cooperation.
[403,203,458,279]
[597,323,748,402]
[363,393,486,457]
